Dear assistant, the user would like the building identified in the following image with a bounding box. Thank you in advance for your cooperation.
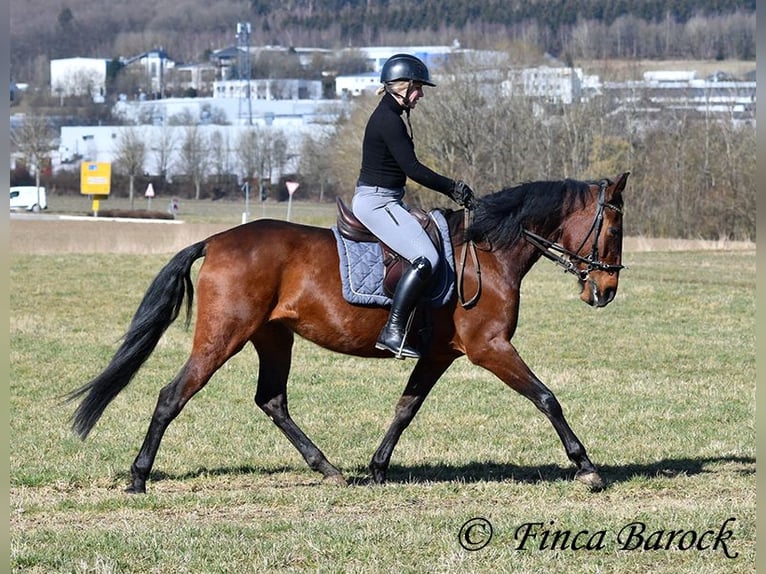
[166,63,219,96]
[210,45,334,83]
[501,65,600,104]
[213,78,324,102]
[50,57,109,99]
[56,122,336,183]
[333,45,466,97]
[334,72,380,97]
[110,92,342,127]
[347,45,457,74]
[604,70,756,122]
[122,49,176,98]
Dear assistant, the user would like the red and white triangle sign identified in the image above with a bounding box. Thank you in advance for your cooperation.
[286,181,300,196]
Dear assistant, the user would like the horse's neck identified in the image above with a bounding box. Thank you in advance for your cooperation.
[448,209,563,284]
[502,219,564,284]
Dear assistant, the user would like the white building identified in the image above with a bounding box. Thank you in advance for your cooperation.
[521,66,582,104]
[57,122,336,182]
[346,45,458,73]
[213,78,323,101]
[122,49,176,97]
[111,95,343,127]
[167,63,218,95]
[50,57,109,99]
[643,70,698,83]
[334,72,380,97]
[333,46,511,98]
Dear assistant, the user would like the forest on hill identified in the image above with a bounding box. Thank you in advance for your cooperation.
[11,0,755,87]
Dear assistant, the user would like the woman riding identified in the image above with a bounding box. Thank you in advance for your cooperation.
[352,53,475,359]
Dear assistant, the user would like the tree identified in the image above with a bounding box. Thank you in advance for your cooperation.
[178,125,210,199]
[236,128,267,191]
[267,130,288,184]
[209,129,233,190]
[299,131,336,201]
[10,117,54,210]
[152,126,177,186]
[112,127,147,209]
[235,127,288,195]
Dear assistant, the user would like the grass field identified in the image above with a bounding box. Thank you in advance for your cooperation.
[9,214,755,573]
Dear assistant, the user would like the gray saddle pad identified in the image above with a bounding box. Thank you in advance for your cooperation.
[331,210,455,307]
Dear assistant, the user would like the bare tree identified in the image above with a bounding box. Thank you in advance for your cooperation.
[324,97,369,202]
[112,127,147,209]
[236,128,266,190]
[266,129,288,183]
[152,126,177,186]
[10,116,54,209]
[178,124,210,200]
[299,131,336,201]
[209,129,233,191]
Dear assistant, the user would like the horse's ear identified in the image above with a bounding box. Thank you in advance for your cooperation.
[613,171,630,194]
[605,172,629,207]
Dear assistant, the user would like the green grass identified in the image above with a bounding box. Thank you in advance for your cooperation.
[10,247,755,573]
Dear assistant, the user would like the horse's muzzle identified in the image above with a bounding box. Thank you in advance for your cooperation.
[580,278,618,308]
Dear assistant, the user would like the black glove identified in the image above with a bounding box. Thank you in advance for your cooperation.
[449,180,475,209]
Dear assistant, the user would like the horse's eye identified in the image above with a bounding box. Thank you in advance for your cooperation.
[608,226,621,237]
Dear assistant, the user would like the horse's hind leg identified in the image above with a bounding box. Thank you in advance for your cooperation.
[127,342,242,493]
[253,324,347,486]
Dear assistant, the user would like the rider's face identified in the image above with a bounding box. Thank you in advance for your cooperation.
[407,83,424,107]
[393,82,424,108]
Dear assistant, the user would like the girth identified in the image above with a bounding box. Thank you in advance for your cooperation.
[335,196,443,297]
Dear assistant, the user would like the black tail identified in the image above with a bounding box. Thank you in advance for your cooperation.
[66,241,207,439]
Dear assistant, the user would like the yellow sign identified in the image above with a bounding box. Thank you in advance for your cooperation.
[80,162,112,195]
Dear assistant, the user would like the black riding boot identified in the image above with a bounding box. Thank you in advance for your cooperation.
[376,257,433,359]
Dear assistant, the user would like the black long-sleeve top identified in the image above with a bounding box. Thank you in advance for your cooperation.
[358,92,454,194]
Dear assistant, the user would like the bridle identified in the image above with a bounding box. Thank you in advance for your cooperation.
[521,179,625,281]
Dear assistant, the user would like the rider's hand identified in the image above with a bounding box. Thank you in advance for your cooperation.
[449,180,475,209]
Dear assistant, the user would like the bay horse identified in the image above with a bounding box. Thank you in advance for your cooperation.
[67,172,629,494]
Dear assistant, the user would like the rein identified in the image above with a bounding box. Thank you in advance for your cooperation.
[522,180,624,281]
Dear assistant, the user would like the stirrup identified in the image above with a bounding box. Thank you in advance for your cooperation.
[375,310,420,359]
[375,338,420,360]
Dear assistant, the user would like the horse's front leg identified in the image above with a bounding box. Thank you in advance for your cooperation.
[469,339,604,491]
[369,357,454,484]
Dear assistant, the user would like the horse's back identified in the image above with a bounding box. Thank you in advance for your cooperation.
[200,219,339,300]
[205,218,335,259]
[195,219,377,351]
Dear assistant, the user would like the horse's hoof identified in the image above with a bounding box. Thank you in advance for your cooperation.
[323,474,348,487]
[125,484,146,495]
[575,470,605,492]
[368,466,387,484]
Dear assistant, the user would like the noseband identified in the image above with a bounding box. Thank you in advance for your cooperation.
[522,180,624,281]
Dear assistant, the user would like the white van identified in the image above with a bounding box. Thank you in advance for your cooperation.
[10,186,47,212]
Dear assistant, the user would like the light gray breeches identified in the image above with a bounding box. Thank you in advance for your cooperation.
[352,184,440,270]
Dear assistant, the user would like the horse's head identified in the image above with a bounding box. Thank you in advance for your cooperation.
[560,172,629,308]
[465,173,629,309]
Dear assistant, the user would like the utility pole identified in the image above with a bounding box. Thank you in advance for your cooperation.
[236,22,253,126]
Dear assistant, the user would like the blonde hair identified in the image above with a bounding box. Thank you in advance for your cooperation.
[378,80,411,97]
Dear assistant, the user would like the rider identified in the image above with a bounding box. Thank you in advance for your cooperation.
[352,53,475,359]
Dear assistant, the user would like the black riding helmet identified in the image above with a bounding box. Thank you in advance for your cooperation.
[379,53,436,87]
[380,53,435,114]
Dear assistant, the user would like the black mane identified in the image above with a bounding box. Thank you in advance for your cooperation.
[465,179,593,249]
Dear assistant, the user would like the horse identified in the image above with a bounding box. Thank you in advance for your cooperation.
[66,172,629,494]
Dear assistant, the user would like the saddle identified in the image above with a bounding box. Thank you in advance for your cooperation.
[335,196,443,297]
